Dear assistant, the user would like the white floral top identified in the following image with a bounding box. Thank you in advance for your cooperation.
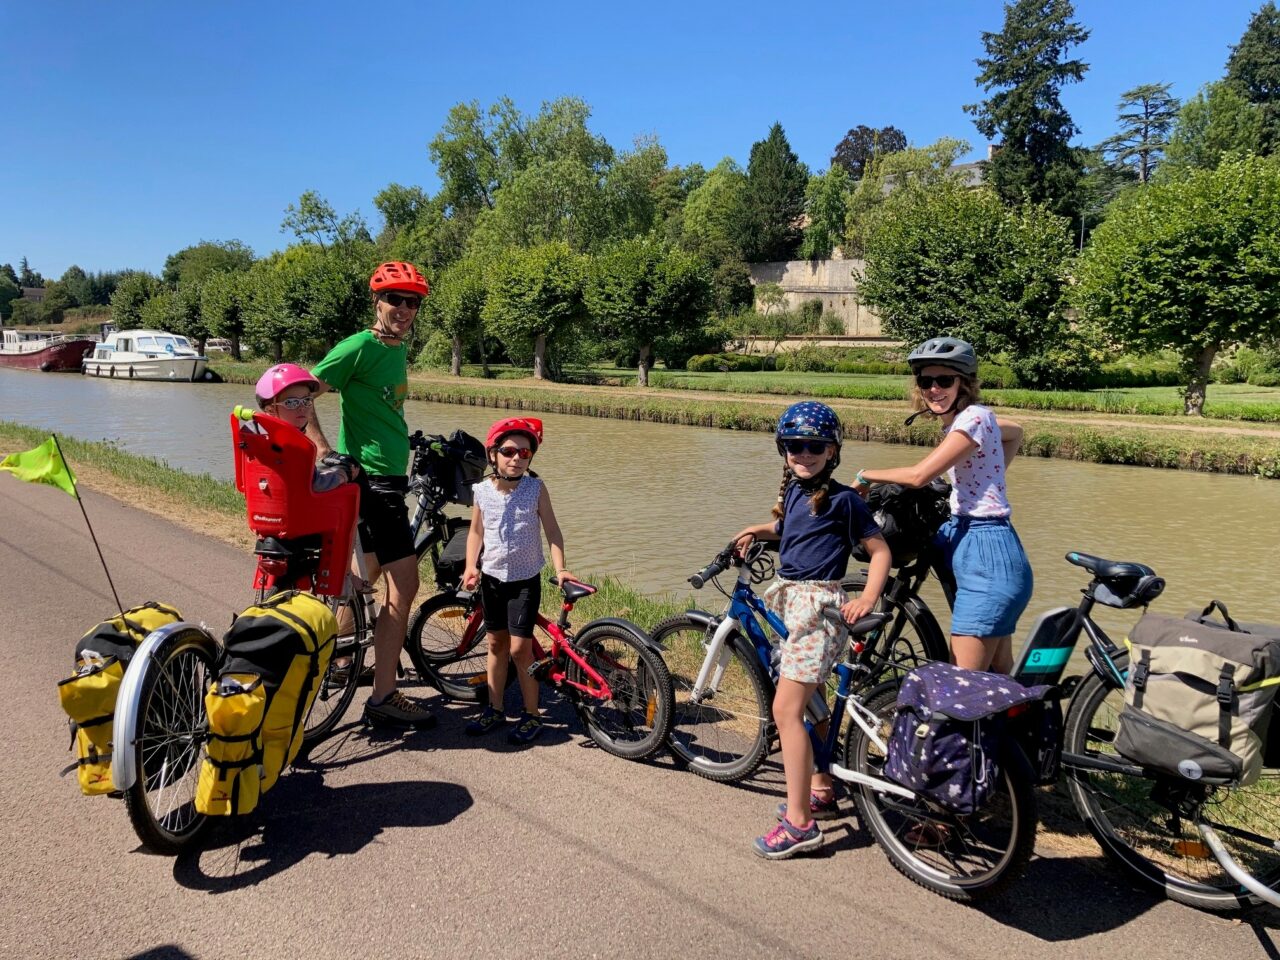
[942,405,1011,518]
[472,476,545,582]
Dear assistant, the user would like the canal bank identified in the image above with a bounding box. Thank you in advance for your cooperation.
[209,362,1280,478]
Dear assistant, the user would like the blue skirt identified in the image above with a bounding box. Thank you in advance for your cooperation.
[934,516,1033,638]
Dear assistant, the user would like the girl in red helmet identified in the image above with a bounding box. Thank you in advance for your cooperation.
[461,416,577,745]
[306,261,436,730]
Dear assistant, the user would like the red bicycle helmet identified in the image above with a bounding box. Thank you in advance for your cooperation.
[369,261,430,297]
[486,417,544,452]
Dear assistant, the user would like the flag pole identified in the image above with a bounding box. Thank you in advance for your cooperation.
[51,434,123,612]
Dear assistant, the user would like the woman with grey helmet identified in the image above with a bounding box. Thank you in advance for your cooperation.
[851,337,1032,673]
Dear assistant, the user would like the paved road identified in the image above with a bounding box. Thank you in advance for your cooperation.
[2,480,1276,960]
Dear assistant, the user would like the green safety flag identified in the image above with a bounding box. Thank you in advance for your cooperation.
[0,436,78,498]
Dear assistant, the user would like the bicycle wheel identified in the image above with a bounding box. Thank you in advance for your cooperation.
[844,686,1037,901]
[1064,669,1280,911]
[301,594,365,744]
[842,572,948,687]
[652,614,772,782]
[407,591,509,703]
[122,627,217,855]
[569,621,674,761]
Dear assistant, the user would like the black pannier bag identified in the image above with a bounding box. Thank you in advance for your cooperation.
[852,479,952,566]
[416,430,486,506]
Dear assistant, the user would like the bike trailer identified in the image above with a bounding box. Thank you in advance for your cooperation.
[885,662,1054,814]
[195,591,336,816]
[57,602,184,795]
[852,480,951,566]
[1114,601,1280,786]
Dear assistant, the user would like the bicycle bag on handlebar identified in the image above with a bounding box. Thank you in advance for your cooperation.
[1113,603,1280,786]
[412,430,486,506]
[885,662,1054,814]
[851,480,951,567]
[196,591,336,816]
[57,602,184,796]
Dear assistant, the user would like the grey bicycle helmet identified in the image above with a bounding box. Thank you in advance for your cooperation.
[907,337,978,377]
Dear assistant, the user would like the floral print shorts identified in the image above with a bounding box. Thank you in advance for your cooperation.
[763,578,849,685]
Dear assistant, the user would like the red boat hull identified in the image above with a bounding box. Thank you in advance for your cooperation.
[0,339,96,372]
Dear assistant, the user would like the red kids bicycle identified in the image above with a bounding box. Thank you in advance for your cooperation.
[409,582,675,761]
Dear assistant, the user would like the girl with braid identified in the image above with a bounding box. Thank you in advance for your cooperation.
[732,401,891,859]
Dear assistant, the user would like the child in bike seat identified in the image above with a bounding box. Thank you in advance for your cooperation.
[254,363,359,492]
[732,401,891,859]
[461,417,577,745]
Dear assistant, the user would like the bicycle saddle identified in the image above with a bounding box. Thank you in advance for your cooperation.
[1064,552,1155,581]
[847,611,892,636]
[552,577,597,603]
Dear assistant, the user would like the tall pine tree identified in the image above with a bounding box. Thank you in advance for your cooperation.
[965,0,1090,219]
[1099,83,1180,182]
[740,123,809,263]
[1226,1,1280,152]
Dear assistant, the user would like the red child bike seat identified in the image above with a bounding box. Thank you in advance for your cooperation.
[230,407,359,596]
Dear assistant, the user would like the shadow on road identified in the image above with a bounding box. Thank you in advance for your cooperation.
[172,772,471,892]
[126,949,197,960]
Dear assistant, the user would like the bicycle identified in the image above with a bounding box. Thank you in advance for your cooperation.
[651,541,949,783]
[844,549,1280,911]
[108,413,482,853]
[408,576,675,761]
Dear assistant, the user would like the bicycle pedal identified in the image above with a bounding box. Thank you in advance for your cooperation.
[527,658,553,682]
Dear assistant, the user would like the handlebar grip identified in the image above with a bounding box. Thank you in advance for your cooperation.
[689,560,726,590]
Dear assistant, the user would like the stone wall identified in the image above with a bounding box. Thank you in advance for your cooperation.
[748,260,884,337]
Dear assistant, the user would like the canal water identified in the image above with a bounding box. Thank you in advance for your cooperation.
[3,370,1279,646]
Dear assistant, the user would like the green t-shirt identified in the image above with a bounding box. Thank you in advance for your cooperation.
[311,330,409,476]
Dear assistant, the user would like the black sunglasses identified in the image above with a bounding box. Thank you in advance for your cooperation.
[916,374,958,390]
[782,439,832,455]
[381,292,422,310]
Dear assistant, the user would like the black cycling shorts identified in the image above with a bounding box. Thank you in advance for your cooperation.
[356,474,415,565]
[480,573,541,637]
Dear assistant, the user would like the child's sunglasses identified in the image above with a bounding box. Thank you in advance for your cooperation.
[496,445,533,460]
[272,396,314,410]
[781,439,832,455]
[916,374,958,390]
[381,292,422,310]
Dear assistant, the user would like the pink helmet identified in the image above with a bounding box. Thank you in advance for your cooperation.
[256,363,319,408]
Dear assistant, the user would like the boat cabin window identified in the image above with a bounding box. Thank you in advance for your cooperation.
[117,338,133,352]
[137,336,158,351]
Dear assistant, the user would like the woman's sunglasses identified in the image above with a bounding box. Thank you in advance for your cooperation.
[272,396,314,410]
[496,446,533,460]
[381,292,422,310]
[916,374,958,390]
[782,439,832,455]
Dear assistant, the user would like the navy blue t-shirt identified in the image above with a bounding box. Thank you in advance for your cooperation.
[775,480,882,581]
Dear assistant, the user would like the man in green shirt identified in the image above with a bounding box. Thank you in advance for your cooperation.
[307,261,435,729]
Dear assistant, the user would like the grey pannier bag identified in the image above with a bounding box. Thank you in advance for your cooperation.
[1113,601,1280,786]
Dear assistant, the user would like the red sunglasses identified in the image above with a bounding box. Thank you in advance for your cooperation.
[496,446,533,460]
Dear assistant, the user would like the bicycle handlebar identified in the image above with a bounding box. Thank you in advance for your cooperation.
[689,542,741,589]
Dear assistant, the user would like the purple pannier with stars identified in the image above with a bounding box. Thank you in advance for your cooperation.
[885,662,1054,815]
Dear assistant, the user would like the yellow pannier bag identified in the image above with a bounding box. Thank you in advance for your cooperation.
[195,674,266,816]
[194,591,335,816]
[57,602,184,796]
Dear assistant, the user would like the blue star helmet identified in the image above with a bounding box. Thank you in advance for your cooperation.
[776,401,842,465]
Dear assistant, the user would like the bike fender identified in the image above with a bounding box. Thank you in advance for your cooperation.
[111,622,218,792]
[676,609,717,631]
[580,617,667,658]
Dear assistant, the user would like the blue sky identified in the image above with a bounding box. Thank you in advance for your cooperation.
[0,0,1264,278]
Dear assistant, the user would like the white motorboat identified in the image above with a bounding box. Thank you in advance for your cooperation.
[83,329,211,382]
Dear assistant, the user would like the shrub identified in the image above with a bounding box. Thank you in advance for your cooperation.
[799,299,824,331]
[779,345,831,372]
[821,313,846,336]
[1249,370,1280,387]
[687,352,765,372]
[977,363,1018,389]
[416,329,454,370]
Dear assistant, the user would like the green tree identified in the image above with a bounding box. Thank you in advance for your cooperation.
[1165,81,1263,169]
[201,270,248,359]
[138,289,172,332]
[1227,1,1280,152]
[965,0,1090,219]
[740,123,809,262]
[0,275,19,320]
[161,240,254,286]
[373,183,431,237]
[844,137,971,258]
[0,263,18,287]
[584,239,710,386]
[831,124,907,179]
[651,163,707,244]
[39,283,76,324]
[482,242,585,380]
[1076,147,1137,240]
[168,282,208,348]
[57,266,90,307]
[681,158,749,264]
[1073,153,1280,415]
[110,272,163,329]
[280,191,369,250]
[423,255,488,375]
[9,298,39,325]
[1099,83,1180,183]
[799,166,851,259]
[604,136,668,240]
[17,256,45,288]
[858,180,1073,361]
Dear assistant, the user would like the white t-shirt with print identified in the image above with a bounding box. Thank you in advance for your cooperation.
[942,404,1011,518]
